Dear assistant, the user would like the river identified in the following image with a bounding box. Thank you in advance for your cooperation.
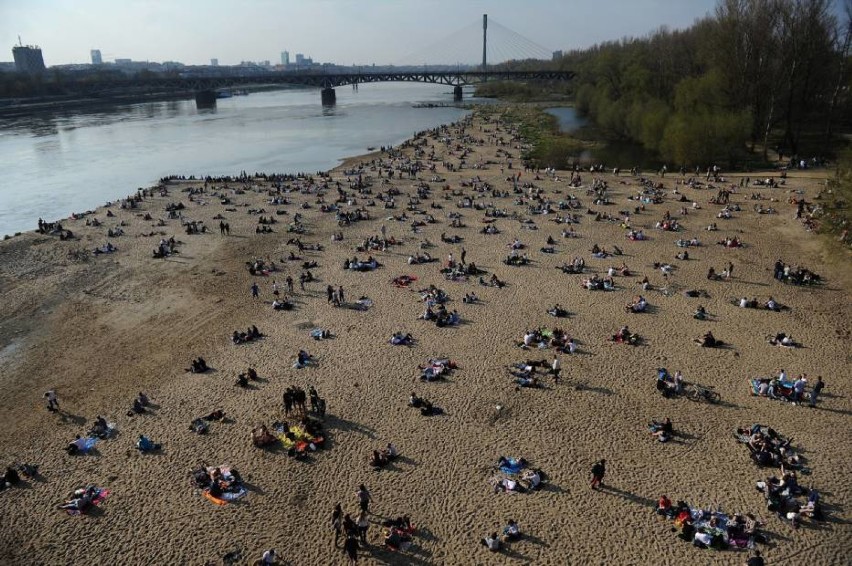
[545,106,662,171]
[0,83,474,236]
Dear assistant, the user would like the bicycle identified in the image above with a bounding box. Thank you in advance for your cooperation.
[686,383,721,404]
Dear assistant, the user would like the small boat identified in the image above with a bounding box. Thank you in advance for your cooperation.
[216,90,233,99]
[367,146,377,151]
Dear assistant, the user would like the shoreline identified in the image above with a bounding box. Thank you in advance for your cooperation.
[0,107,849,565]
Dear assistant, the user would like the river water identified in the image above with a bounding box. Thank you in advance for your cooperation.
[0,83,474,236]
[545,106,662,171]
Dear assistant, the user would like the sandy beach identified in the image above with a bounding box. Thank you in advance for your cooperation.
[0,108,849,565]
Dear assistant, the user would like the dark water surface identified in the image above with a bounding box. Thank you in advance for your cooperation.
[545,106,663,171]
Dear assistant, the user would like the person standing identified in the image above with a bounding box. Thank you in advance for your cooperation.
[343,535,359,565]
[327,285,335,303]
[590,459,606,490]
[809,376,824,407]
[338,286,345,304]
[331,503,343,546]
[44,390,59,413]
[286,276,294,294]
[726,261,734,280]
[460,247,467,265]
[551,356,561,384]
[251,282,260,299]
[355,484,372,514]
[356,510,369,544]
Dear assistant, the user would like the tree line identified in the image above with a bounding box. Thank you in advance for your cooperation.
[552,0,851,167]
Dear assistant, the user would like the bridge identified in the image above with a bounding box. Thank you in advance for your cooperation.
[83,15,572,106]
[68,69,573,106]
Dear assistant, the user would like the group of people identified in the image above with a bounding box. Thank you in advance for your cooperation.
[232,326,264,344]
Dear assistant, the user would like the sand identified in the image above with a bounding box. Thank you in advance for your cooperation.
[0,109,850,565]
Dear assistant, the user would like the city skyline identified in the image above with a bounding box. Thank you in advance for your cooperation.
[1,0,727,67]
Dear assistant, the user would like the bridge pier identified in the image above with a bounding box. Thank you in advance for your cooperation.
[321,88,336,106]
[195,90,217,108]
[453,86,463,101]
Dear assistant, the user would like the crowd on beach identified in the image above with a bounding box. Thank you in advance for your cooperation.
[7,109,843,565]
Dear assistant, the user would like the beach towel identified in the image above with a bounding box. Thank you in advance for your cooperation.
[70,436,98,454]
[499,458,526,475]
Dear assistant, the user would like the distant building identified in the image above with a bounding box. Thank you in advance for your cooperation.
[115,58,131,65]
[552,50,563,61]
[295,53,304,66]
[12,45,46,74]
[211,58,218,67]
[91,49,102,65]
[0,62,16,72]
[281,50,289,66]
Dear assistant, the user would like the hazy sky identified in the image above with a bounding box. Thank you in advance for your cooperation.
[3,0,734,66]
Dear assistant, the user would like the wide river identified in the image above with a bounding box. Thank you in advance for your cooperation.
[0,83,475,236]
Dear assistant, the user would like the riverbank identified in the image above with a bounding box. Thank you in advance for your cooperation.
[0,108,849,565]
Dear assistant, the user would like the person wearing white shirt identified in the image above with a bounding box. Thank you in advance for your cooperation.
[482,533,501,551]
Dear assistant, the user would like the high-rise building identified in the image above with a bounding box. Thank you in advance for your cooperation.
[552,50,563,61]
[281,51,289,66]
[211,58,219,67]
[295,53,304,66]
[91,49,102,65]
[12,44,46,74]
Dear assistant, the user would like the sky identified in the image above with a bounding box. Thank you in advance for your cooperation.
[0,0,805,67]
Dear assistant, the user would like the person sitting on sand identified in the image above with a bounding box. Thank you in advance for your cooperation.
[696,331,722,347]
[369,450,388,468]
[693,305,707,320]
[90,416,109,438]
[383,443,398,460]
[390,332,414,346]
[252,424,277,447]
[294,350,313,368]
[136,434,161,452]
[187,357,209,373]
[520,468,542,490]
[649,418,673,442]
[502,519,521,542]
[548,304,568,317]
[612,326,638,345]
